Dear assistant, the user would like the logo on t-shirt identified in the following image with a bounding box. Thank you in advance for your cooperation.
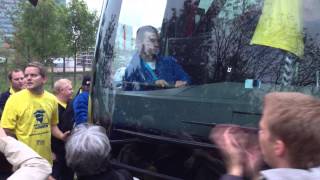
[34,110,45,123]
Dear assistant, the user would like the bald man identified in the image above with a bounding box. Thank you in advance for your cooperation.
[52,79,74,180]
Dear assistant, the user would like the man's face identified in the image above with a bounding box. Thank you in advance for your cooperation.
[141,31,160,57]
[259,104,278,167]
[24,67,46,92]
[61,83,73,100]
[10,71,24,91]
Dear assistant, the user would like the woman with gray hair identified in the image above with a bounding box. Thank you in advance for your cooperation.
[65,124,132,180]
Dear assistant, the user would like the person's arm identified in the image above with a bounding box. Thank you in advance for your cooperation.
[51,101,69,141]
[210,126,262,180]
[1,95,18,138]
[0,128,51,180]
[170,57,191,86]
[51,125,69,141]
[2,128,16,138]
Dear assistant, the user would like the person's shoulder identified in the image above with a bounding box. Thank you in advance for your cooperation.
[0,89,10,97]
[0,90,10,103]
[260,167,320,180]
[44,91,58,101]
[10,89,28,98]
[78,92,89,100]
[158,55,177,63]
[74,92,89,103]
[126,53,142,68]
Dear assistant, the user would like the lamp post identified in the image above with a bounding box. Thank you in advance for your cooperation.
[0,56,8,86]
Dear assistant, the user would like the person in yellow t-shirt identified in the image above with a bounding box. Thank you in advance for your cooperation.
[251,0,304,57]
[250,0,303,86]
[0,62,69,164]
[0,69,25,116]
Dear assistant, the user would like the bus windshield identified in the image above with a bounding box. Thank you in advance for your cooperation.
[92,0,320,140]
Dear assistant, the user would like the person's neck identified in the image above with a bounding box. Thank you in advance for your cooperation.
[29,87,44,96]
[11,87,21,93]
[272,158,291,169]
[140,54,156,62]
[56,95,67,104]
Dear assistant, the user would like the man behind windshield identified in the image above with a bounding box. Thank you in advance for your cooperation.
[123,25,191,91]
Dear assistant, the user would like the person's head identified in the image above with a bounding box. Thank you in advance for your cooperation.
[136,25,160,59]
[65,124,111,176]
[259,92,320,169]
[81,75,91,92]
[53,79,73,103]
[8,69,24,92]
[24,61,47,94]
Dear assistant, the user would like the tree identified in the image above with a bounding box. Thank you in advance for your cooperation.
[66,0,98,82]
[13,0,69,64]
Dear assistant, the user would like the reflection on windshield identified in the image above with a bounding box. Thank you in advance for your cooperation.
[123,25,191,91]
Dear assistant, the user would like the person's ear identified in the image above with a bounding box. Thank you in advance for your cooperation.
[274,139,286,157]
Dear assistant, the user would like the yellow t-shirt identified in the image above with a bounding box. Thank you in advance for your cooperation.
[251,0,304,57]
[56,98,67,109]
[0,89,58,164]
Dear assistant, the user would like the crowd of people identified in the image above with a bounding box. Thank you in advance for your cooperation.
[0,62,132,180]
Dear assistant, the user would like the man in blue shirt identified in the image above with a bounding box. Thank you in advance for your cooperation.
[123,25,191,91]
[73,75,90,125]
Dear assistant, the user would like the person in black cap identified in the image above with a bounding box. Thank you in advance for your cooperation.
[73,75,91,125]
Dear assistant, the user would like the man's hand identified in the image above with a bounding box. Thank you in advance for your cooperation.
[155,80,169,88]
[51,125,70,142]
[62,131,70,141]
[175,81,187,88]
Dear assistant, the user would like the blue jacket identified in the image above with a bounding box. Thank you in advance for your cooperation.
[123,54,191,91]
[73,91,89,125]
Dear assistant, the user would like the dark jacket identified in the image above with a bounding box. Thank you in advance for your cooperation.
[123,53,191,91]
[73,91,89,125]
[51,101,75,180]
[0,89,11,113]
[0,89,12,173]
[51,101,74,155]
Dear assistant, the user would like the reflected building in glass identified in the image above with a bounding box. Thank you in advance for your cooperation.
[0,0,20,42]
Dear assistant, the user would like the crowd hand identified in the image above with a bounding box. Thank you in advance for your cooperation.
[209,125,262,177]
[52,152,57,161]
[155,80,169,88]
[175,81,187,88]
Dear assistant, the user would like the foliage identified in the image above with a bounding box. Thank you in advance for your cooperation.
[13,0,68,63]
[12,0,98,66]
[66,0,98,57]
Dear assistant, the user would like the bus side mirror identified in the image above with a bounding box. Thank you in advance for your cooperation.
[28,0,38,7]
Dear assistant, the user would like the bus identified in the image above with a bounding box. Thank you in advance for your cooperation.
[91,0,320,179]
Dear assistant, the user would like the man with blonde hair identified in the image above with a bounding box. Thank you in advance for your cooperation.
[212,92,320,180]
[52,78,74,180]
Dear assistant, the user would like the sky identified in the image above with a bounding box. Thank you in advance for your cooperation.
[84,0,104,14]
[66,0,104,15]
